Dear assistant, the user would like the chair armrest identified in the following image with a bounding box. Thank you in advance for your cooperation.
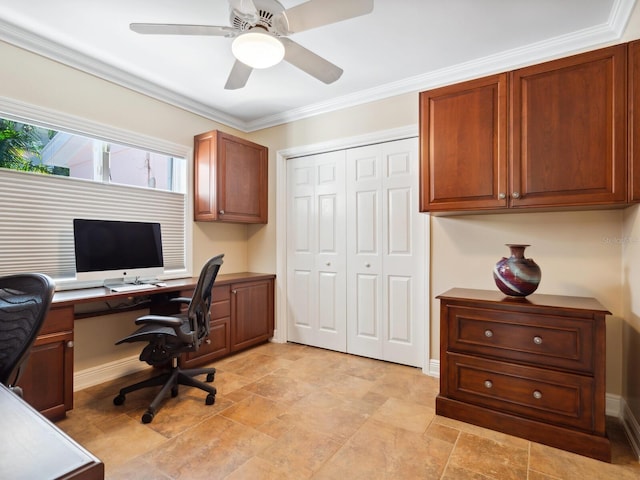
[169,297,192,305]
[135,315,184,327]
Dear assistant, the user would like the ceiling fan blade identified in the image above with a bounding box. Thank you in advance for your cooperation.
[276,0,373,34]
[281,37,343,84]
[130,23,236,36]
[224,60,253,90]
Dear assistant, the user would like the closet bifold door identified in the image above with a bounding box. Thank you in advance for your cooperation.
[286,151,347,352]
[346,138,425,367]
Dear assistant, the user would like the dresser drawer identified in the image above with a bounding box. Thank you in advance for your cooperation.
[445,352,596,432]
[447,305,594,373]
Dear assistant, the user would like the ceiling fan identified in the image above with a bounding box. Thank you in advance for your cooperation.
[130,0,374,90]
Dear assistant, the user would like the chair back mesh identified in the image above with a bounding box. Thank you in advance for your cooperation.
[0,273,55,386]
[187,255,224,349]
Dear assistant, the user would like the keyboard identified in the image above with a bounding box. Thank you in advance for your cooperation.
[109,283,156,293]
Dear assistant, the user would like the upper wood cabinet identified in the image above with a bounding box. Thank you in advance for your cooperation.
[194,130,268,223]
[420,73,508,211]
[510,44,627,209]
[420,44,629,213]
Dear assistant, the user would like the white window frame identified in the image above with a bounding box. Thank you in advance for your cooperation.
[0,96,193,288]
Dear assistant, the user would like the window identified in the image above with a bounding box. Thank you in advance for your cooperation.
[0,107,191,288]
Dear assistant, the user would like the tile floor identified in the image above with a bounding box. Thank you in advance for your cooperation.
[56,342,640,479]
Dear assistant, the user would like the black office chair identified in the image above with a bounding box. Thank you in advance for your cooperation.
[0,273,56,397]
[113,254,224,423]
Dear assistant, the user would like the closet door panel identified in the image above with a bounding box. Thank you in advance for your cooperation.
[287,151,347,352]
[348,145,384,359]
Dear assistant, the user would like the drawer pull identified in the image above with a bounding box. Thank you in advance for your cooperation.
[484,329,493,338]
[533,390,543,400]
[533,336,542,345]
[484,380,493,389]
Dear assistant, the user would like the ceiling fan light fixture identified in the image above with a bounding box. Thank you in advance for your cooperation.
[231,29,285,69]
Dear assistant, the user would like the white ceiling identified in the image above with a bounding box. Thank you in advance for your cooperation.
[0,0,636,132]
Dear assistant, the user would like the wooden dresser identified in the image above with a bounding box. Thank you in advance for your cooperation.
[436,288,611,462]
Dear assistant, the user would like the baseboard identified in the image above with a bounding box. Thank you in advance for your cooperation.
[621,398,640,461]
[606,393,622,418]
[74,355,150,391]
[428,358,440,378]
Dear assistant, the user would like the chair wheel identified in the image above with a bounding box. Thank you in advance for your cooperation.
[142,411,154,424]
[171,386,179,397]
[113,394,125,406]
[206,394,215,405]
[206,373,215,382]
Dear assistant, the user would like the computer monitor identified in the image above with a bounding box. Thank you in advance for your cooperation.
[73,218,164,284]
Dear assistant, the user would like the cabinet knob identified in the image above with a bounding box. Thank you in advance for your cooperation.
[498,192,506,199]
[484,329,493,338]
[533,390,543,400]
[219,210,225,215]
[484,380,493,389]
[533,336,542,345]
[232,289,237,294]
[512,192,520,199]
[365,263,371,268]
[326,262,331,266]
[66,341,74,348]
[205,339,211,345]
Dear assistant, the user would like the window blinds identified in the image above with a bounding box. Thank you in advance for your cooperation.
[0,168,186,281]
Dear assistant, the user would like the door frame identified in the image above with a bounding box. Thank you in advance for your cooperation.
[275,125,432,374]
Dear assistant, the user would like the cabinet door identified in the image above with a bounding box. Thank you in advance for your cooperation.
[231,279,274,352]
[18,332,73,420]
[194,130,268,223]
[17,306,74,420]
[628,40,640,202]
[510,45,627,208]
[194,131,218,221]
[419,73,508,212]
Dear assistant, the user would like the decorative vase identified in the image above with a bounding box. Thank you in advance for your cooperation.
[493,244,541,297]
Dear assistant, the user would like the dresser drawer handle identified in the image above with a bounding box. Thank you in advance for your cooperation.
[533,336,542,345]
[484,380,493,389]
[484,330,493,338]
[533,390,542,400]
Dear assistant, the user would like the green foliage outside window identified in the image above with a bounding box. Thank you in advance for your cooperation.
[0,119,69,176]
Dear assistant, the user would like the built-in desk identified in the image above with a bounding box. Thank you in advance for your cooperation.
[0,383,104,479]
[17,273,275,420]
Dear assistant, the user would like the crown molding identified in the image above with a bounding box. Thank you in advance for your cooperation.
[0,0,635,133]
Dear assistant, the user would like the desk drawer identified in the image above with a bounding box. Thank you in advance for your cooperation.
[445,352,595,432]
[211,285,230,320]
[447,305,594,372]
[40,307,74,335]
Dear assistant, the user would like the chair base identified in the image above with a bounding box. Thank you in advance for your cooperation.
[113,365,216,423]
